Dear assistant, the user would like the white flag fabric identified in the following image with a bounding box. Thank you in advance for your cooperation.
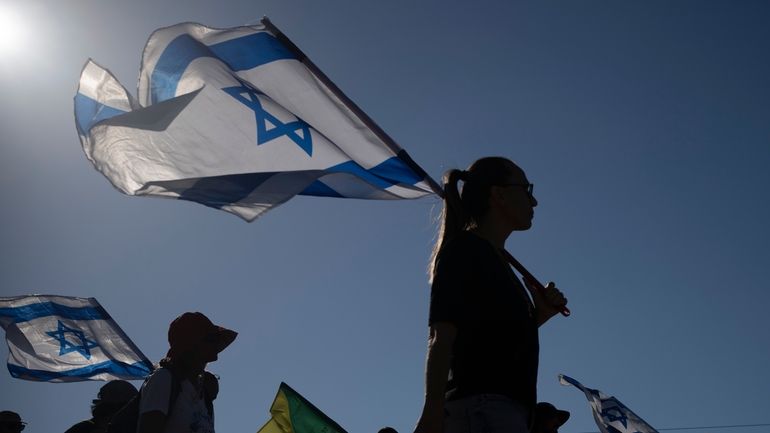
[0,295,152,382]
[560,375,659,433]
[75,19,438,221]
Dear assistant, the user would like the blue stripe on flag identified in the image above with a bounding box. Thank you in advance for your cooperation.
[173,155,425,204]
[320,156,424,191]
[369,155,425,185]
[74,93,128,135]
[150,34,212,105]
[177,172,275,208]
[300,180,344,197]
[209,32,296,71]
[325,161,391,189]
[8,360,153,381]
[0,302,107,324]
[151,32,297,104]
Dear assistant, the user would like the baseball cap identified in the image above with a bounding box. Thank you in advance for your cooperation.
[166,312,237,359]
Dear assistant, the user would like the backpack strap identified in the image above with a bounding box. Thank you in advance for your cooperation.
[163,366,185,417]
[201,371,217,417]
[106,367,184,433]
[164,367,215,418]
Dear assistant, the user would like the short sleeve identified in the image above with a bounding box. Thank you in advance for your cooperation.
[429,237,471,326]
[139,368,173,415]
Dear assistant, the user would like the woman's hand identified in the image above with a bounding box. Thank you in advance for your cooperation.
[524,279,567,326]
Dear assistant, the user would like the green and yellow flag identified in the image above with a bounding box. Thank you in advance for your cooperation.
[257,382,348,433]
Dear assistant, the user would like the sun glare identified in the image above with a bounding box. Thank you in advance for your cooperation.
[0,6,25,54]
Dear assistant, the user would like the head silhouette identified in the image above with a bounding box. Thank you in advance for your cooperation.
[0,411,25,433]
[429,157,537,279]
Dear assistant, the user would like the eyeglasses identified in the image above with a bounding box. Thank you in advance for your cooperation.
[499,182,534,195]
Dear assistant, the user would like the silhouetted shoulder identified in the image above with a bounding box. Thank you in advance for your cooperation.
[437,231,489,261]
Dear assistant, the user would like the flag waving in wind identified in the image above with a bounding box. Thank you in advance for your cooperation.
[257,382,347,433]
[75,18,440,221]
[560,374,659,433]
[0,295,153,382]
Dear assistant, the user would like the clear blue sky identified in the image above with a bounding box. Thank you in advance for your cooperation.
[1,1,769,432]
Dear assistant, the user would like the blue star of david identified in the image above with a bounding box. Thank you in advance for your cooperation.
[223,81,313,156]
[46,320,99,360]
[601,405,629,428]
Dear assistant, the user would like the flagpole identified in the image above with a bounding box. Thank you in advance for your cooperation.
[261,17,445,198]
[503,251,571,317]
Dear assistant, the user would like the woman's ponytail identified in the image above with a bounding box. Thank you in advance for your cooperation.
[428,169,469,281]
[427,157,517,282]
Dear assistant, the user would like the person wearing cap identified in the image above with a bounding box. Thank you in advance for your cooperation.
[64,380,139,433]
[532,402,570,433]
[0,411,26,433]
[137,312,236,433]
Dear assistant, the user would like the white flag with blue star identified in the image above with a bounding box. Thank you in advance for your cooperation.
[75,19,439,222]
[0,295,153,382]
[560,375,659,433]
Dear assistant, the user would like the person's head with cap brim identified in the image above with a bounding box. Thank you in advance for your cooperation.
[534,402,570,433]
[91,380,139,420]
[0,411,26,433]
[162,312,237,370]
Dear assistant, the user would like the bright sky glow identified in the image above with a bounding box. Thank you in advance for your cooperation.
[0,6,24,55]
[1,2,769,433]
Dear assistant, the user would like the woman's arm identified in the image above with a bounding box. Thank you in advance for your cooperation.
[414,322,457,433]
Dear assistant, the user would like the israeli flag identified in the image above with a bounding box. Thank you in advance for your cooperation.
[0,295,153,382]
[75,18,439,222]
[560,375,659,433]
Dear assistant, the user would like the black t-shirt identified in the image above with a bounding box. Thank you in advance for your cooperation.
[429,231,539,409]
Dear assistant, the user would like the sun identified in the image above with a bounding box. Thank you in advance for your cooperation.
[0,5,25,54]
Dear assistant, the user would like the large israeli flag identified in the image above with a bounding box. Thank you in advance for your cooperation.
[0,295,153,382]
[560,375,659,433]
[75,18,439,221]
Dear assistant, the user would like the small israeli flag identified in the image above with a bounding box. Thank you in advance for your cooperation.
[75,18,439,222]
[0,295,153,382]
[560,374,659,433]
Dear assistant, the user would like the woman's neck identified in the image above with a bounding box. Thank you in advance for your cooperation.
[470,222,511,250]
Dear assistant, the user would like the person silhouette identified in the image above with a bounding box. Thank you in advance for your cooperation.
[0,411,26,433]
[65,380,138,433]
[414,157,568,433]
[136,312,236,433]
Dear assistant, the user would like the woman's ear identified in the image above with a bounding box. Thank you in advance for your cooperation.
[489,185,507,207]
